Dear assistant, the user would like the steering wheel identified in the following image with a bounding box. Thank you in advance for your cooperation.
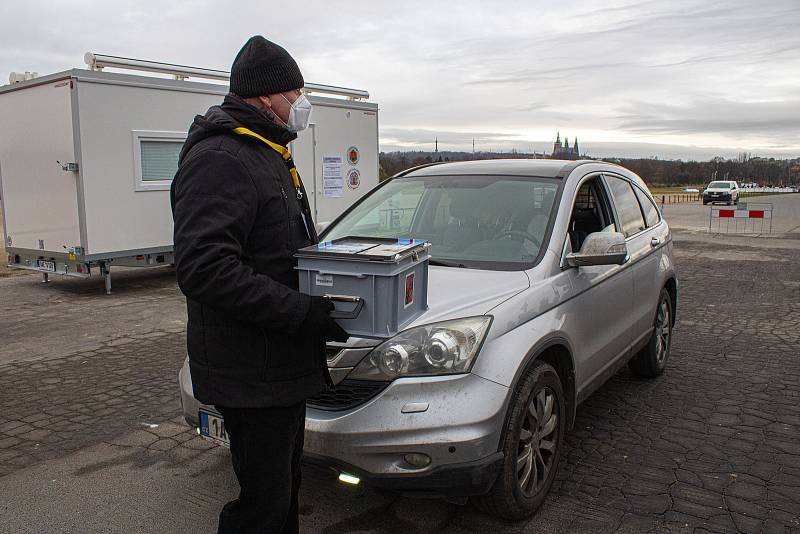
[492,229,541,249]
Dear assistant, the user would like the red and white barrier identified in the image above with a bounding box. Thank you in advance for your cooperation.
[717,209,771,219]
[709,203,773,234]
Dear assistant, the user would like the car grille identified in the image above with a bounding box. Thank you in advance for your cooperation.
[308,379,389,411]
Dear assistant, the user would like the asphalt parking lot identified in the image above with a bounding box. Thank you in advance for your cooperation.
[1,195,799,534]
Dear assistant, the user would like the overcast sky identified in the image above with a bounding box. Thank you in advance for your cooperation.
[2,0,798,160]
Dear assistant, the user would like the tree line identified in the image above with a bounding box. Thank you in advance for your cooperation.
[378,151,800,186]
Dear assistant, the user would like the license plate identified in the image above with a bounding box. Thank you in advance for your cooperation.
[199,408,230,447]
[37,260,56,272]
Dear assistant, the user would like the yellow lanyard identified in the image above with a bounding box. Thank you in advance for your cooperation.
[232,127,303,199]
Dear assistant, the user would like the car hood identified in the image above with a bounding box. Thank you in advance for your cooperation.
[705,187,732,192]
[407,266,530,326]
[338,267,531,350]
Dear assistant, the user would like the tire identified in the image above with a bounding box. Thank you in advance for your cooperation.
[629,288,673,378]
[702,201,708,205]
[473,360,565,520]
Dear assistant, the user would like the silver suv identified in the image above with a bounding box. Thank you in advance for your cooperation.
[179,159,677,519]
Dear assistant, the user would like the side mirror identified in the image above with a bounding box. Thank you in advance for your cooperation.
[566,231,628,267]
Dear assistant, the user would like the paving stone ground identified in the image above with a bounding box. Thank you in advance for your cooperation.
[0,220,799,533]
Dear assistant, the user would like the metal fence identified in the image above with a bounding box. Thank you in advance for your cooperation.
[709,202,773,234]
[654,190,797,209]
[657,193,702,205]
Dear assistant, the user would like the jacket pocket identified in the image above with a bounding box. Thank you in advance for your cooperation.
[263,330,318,381]
[203,325,266,370]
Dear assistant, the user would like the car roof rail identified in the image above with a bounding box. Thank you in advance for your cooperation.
[392,161,448,178]
[555,159,595,178]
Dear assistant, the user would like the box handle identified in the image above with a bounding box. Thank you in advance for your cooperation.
[324,294,365,320]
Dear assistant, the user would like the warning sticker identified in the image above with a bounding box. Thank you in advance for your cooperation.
[347,168,361,190]
[347,146,359,165]
[404,272,415,307]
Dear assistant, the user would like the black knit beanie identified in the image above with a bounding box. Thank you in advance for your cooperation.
[230,36,304,97]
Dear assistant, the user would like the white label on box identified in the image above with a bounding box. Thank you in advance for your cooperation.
[315,273,334,287]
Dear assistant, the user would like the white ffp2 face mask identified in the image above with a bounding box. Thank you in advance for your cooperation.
[283,93,312,132]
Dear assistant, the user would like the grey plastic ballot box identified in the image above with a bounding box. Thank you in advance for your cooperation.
[295,237,431,338]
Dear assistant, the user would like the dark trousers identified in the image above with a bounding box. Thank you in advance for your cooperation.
[216,401,306,534]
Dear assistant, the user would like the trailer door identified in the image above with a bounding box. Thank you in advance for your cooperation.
[291,123,318,218]
[0,78,81,253]
[291,100,378,225]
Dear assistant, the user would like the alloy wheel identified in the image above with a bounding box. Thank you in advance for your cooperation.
[517,387,558,496]
[655,299,671,364]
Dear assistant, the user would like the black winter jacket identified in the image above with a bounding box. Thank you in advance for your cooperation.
[171,94,326,408]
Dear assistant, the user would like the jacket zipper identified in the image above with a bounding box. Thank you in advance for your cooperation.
[280,185,290,249]
[261,330,270,380]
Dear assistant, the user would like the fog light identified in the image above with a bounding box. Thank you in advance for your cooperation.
[404,453,432,468]
[338,472,360,485]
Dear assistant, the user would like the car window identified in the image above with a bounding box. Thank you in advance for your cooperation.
[632,185,660,228]
[567,177,615,252]
[328,180,426,237]
[605,176,646,237]
[708,181,731,189]
[324,176,560,270]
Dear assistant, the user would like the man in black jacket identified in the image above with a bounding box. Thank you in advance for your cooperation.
[171,36,348,534]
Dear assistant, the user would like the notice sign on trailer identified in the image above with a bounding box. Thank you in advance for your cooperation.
[323,155,344,198]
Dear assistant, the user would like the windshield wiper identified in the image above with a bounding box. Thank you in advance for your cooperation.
[428,259,468,268]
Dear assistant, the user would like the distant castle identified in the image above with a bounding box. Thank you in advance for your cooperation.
[552,131,580,160]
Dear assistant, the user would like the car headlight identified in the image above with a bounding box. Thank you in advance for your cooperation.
[348,316,493,381]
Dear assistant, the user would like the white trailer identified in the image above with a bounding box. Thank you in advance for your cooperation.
[0,53,379,293]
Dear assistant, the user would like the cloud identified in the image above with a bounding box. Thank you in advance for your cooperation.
[1,0,799,158]
[617,99,800,145]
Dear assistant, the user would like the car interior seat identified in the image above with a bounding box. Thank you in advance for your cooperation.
[569,183,603,252]
[441,189,482,252]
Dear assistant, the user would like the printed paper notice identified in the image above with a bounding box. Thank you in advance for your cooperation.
[322,155,343,198]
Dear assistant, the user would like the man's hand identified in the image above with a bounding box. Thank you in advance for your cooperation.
[303,296,350,342]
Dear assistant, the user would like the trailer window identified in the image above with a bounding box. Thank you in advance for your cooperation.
[132,131,187,191]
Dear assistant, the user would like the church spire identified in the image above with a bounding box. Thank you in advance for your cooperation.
[553,130,562,154]
[573,137,579,156]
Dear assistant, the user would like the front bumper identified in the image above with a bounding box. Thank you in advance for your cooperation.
[178,358,510,495]
[704,193,731,202]
[305,450,504,497]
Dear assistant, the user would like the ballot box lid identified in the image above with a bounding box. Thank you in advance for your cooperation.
[295,237,429,263]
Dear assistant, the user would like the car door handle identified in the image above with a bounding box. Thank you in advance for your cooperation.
[650,237,661,247]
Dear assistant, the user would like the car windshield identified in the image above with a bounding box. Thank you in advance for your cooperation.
[323,175,560,270]
[707,182,731,189]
